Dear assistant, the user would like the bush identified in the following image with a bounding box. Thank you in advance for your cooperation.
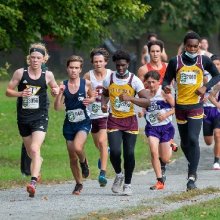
[0,62,10,80]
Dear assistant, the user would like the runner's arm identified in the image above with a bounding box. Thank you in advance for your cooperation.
[47,71,59,96]
[83,80,96,106]
[6,69,27,97]
[54,82,65,111]
[162,58,177,93]
[119,89,150,108]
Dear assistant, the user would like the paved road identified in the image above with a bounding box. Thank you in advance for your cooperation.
[1,118,220,220]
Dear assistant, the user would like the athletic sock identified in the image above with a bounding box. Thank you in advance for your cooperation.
[214,157,219,163]
[100,170,106,176]
[157,177,164,183]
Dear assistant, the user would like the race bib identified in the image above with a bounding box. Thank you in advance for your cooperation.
[113,97,131,112]
[148,112,159,125]
[67,109,86,123]
[91,102,103,115]
[180,71,197,85]
[22,95,39,109]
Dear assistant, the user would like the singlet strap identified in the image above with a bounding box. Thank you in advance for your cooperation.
[128,73,134,86]
[196,55,204,71]
[110,72,114,85]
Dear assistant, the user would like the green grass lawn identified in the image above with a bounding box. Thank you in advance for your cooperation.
[148,196,220,220]
[0,81,156,189]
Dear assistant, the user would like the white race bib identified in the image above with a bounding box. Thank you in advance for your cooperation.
[22,95,39,109]
[113,97,131,112]
[180,71,197,85]
[91,102,103,115]
[148,112,159,125]
[67,109,86,123]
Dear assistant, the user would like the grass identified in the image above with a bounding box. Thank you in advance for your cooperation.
[77,187,220,220]
[0,80,155,189]
[148,196,220,220]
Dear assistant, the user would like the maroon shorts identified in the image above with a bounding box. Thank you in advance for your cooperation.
[107,114,138,132]
[91,117,108,133]
[175,107,204,124]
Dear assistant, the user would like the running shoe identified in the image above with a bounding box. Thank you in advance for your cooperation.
[27,181,36,198]
[122,184,132,196]
[80,158,90,178]
[150,181,164,190]
[186,175,197,191]
[98,174,107,187]
[72,183,83,195]
[111,173,124,193]
[213,162,220,170]
[170,141,178,152]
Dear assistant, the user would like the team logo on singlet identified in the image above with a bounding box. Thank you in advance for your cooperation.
[22,85,41,109]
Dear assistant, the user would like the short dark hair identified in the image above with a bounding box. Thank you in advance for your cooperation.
[66,55,83,67]
[112,50,130,63]
[90,48,109,63]
[183,31,201,45]
[147,33,158,41]
[144,70,160,81]
[211,54,220,62]
[147,40,164,52]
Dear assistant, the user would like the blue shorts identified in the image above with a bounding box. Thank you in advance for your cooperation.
[145,122,174,143]
[63,119,91,141]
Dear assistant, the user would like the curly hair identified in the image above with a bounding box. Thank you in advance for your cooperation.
[112,50,130,63]
[90,48,109,63]
[183,31,201,45]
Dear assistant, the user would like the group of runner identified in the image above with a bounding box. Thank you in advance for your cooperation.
[5,31,220,198]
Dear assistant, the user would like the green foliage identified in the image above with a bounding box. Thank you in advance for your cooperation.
[144,0,220,36]
[0,0,150,51]
[0,63,10,80]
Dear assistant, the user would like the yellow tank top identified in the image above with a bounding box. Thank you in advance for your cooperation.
[109,73,135,118]
[176,55,204,105]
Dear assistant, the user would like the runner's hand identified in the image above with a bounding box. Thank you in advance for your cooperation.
[101,104,108,113]
[163,85,171,94]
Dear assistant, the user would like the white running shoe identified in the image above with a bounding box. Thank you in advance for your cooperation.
[213,162,220,170]
[122,184,132,196]
[111,173,124,193]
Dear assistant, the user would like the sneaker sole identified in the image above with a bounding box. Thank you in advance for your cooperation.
[111,188,120,193]
[186,187,197,191]
[72,191,81,195]
[27,185,35,197]
[99,177,107,187]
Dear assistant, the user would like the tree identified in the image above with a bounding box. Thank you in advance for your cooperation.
[0,0,150,51]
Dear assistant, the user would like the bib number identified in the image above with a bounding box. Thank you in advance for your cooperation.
[67,109,86,123]
[22,96,39,109]
[114,97,131,112]
[149,113,159,125]
[180,71,197,85]
[91,102,103,115]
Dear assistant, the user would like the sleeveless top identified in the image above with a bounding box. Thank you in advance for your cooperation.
[17,68,48,123]
[145,86,173,126]
[63,79,89,123]
[109,72,135,118]
[175,55,204,105]
[146,62,167,85]
[88,69,111,119]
